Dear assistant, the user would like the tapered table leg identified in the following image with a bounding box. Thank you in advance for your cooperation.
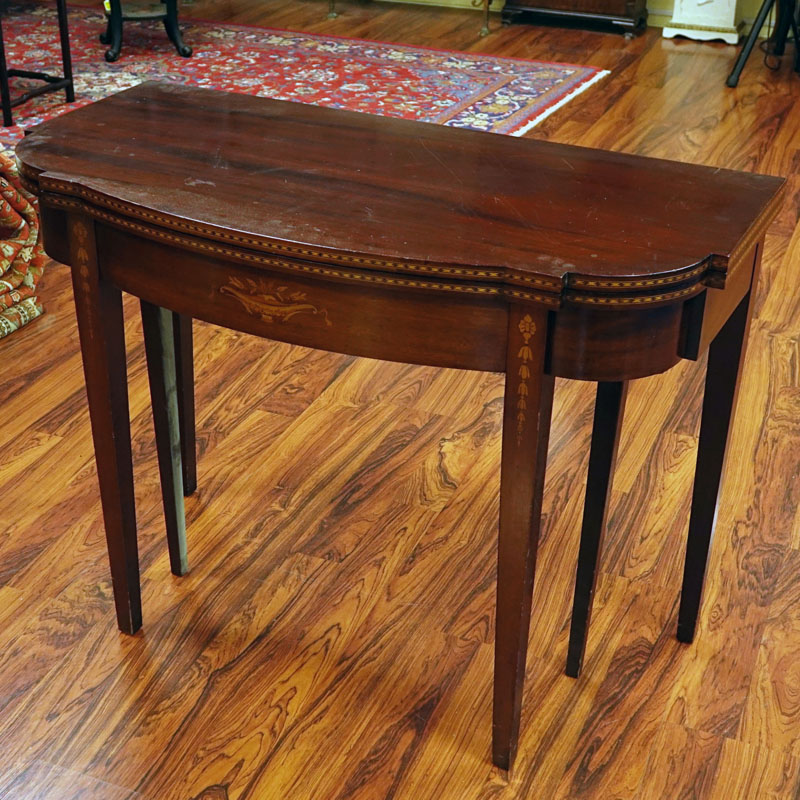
[69,216,141,634]
[172,313,197,496]
[677,285,756,643]
[566,380,628,678]
[493,306,554,772]
[141,301,189,577]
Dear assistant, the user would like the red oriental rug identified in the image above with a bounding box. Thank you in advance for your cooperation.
[1,4,608,146]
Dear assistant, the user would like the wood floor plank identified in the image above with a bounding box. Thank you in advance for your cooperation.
[637,723,723,800]
[711,736,800,799]
[740,545,800,756]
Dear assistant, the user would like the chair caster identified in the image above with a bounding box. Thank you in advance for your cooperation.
[105,48,120,62]
[177,44,193,57]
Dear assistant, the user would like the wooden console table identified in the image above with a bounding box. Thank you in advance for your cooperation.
[16,83,783,771]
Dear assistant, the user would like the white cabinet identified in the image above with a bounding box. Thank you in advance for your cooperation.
[663,0,742,43]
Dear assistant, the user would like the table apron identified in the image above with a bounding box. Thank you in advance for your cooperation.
[97,223,511,373]
[55,216,760,382]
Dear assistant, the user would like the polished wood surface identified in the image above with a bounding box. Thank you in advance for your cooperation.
[141,300,188,577]
[501,0,647,37]
[16,77,779,774]
[18,82,780,286]
[2,4,800,797]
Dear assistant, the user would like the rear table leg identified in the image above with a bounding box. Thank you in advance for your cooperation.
[173,313,197,496]
[566,380,628,678]
[141,301,189,577]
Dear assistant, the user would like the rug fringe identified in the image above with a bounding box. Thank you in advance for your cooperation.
[513,69,610,137]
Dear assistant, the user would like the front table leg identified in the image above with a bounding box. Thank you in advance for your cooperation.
[141,301,189,577]
[493,306,554,771]
[677,287,755,643]
[69,216,141,634]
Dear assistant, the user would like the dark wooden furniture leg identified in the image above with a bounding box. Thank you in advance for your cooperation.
[56,0,75,103]
[481,0,491,35]
[493,306,554,771]
[677,283,757,643]
[173,312,197,496]
[69,217,141,634]
[163,0,193,57]
[141,301,189,577]
[0,17,12,127]
[103,0,123,63]
[566,380,628,678]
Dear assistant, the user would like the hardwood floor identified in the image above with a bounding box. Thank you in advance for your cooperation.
[2,3,800,797]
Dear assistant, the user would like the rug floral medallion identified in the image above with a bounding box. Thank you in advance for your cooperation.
[2,3,608,146]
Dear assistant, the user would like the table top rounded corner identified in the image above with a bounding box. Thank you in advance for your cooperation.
[16,82,786,306]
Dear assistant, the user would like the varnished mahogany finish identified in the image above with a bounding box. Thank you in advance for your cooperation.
[16,82,784,772]
[678,272,760,643]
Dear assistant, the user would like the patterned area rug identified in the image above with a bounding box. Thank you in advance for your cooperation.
[1,4,608,146]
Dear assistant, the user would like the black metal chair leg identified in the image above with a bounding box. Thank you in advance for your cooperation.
[56,0,74,102]
[105,0,123,62]
[164,0,192,57]
[726,0,776,86]
[99,15,112,44]
[772,0,794,54]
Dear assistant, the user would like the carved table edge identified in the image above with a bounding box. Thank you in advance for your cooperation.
[24,169,780,310]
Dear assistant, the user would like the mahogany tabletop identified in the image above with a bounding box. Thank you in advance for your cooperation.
[17,82,784,304]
